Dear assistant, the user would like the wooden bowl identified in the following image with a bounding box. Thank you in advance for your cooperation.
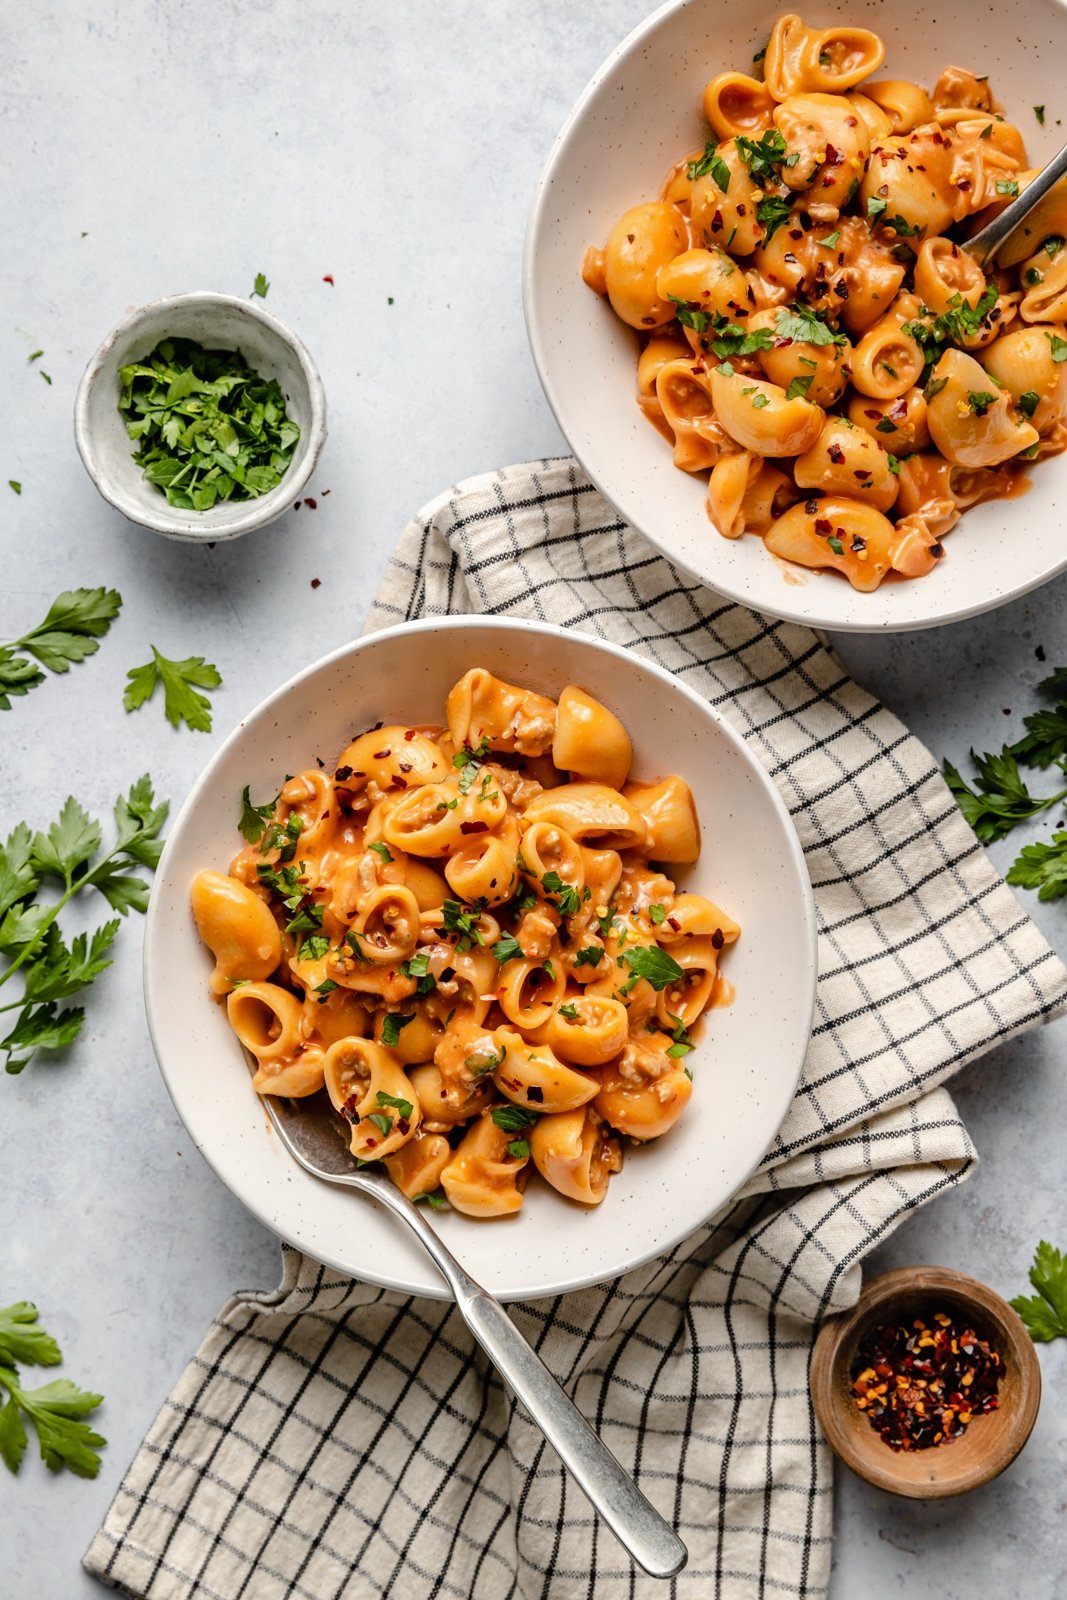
[811,1267,1041,1498]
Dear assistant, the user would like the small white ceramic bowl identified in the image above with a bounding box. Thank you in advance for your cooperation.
[524,0,1067,633]
[74,291,327,542]
[145,618,818,1301]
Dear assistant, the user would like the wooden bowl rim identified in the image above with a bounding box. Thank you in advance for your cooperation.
[811,1266,1042,1499]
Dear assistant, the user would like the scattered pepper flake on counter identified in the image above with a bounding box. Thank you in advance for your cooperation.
[851,1311,1002,1451]
[322,274,334,285]
[304,496,317,510]
[310,578,321,589]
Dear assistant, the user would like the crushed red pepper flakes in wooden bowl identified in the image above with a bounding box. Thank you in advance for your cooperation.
[811,1267,1041,1499]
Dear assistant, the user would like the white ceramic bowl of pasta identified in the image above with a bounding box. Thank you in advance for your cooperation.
[524,0,1067,632]
[146,618,816,1301]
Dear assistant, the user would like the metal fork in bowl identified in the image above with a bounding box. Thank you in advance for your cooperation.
[259,1088,688,1581]
[963,137,1067,268]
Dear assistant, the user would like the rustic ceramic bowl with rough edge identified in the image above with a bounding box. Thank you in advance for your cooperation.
[811,1265,1042,1497]
[144,614,818,1302]
[524,0,1067,632]
[74,290,327,542]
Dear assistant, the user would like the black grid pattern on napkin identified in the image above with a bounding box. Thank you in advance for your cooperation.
[86,461,1067,1600]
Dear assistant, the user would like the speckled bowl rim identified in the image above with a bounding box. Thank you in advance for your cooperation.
[144,613,819,1301]
[522,0,1067,634]
[73,290,327,542]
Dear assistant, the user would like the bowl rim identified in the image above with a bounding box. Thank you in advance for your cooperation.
[810,1265,1042,1498]
[73,289,327,543]
[144,614,819,1300]
[521,0,1067,635]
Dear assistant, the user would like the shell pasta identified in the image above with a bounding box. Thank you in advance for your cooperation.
[582,12,1067,590]
[191,669,738,1218]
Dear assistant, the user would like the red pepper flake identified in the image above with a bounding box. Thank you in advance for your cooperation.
[310,577,321,589]
[334,766,354,782]
[304,496,318,510]
[322,488,331,495]
[460,820,489,835]
[851,1311,1002,1452]
[372,749,392,760]
[404,729,417,740]
[815,517,833,534]
[854,468,873,480]
[323,274,335,284]
[711,928,725,950]
[805,497,819,515]
[294,501,302,510]
[828,443,846,464]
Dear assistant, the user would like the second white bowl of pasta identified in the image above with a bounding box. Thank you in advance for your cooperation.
[146,618,816,1301]
[524,0,1067,632]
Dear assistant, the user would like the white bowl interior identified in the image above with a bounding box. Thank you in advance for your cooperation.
[525,0,1067,632]
[146,619,817,1301]
[76,293,324,541]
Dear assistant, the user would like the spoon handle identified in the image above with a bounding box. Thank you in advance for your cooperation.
[963,137,1067,267]
[351,1172,688,1580]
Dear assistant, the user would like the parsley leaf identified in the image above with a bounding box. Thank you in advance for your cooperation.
[574,945,605,967]
[707,315,775,359]
[1018,390,1040,419]
[735,129,791,184]
[252,272,270,299]
[1009,700,1067,768]
[786,374,815,401]
[648,904,667,925]
[124,645,221,732]
[491,1104,538,1132]
[541,870,583,917]
[239,786,276,844]
[492,934,523,964]
[441,898,485,951]
[1048,333,1067,364]
[967,390,997,417]
[995,178,1020,197]
[376,1088,414,1120]
[1006,833,1067,900]
[1010,1240,1067,1341]
[414,1189,448,1210]
[755,193,792,244]
[0,1303,105,1478]
[368,841,393,863]
[506,1139,531,1160]
[297,934,330,962]
[0,588,122,712]
[620,945,684,991]
[774,306,843,347]
[8,481,20,495]
[0,1304,61,1370]
[0,778,167,1072]
[943,751,1067,843]
[381,1012,415,1046]
[686,143,731,191]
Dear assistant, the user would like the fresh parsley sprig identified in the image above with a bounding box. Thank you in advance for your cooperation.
[1006,833,1067,900]
[1010,1240,1067,1341]
[0,1303,106,1478]
[0,588,122,711]
[0,777,168,1073]
[124,646,222,732]
[942,750,1067,844]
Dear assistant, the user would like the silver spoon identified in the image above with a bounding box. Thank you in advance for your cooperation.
[258,1086,689,1581]
[963,136,1067,268]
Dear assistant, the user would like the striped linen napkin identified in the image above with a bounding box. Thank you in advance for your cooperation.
[86,459,1067,1600]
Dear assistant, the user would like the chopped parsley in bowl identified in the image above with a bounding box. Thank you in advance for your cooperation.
[75,291,326,542]
[119,339,301,512]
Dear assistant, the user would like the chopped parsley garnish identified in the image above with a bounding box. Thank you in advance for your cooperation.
[866,196,888,219]
[239,786,276,844]
[648,904,667,925]
[620,945,684,991]
[465,1041,506,1076]
[285,900,323,936]
[1045,237,1065,261]
[366,1112,393,1137]
[442,898,486,951]
[506,1139,531,1160]
[685,143,731,191]
[967,391,997,417]
[574,945,604,967]
[735,128,795,185]
[995,178,1020,197]
[596,904,621,939]
[1035,106,1046,124]
[298,934,330,963]
[376,1089,413,1120]
[368,841,393,863]
[1048,333,1067,363]
[786,374,815,401]
[381,1012,415,1046]
[490,1104,538,1132]
[314,979,338,998]
[1018,391,1041,419]
[755,193,793,244]
[669,296,711,335]
[665,1015,694,1059]
[117,337,300,510]
[774,306,844,347]
[905,286,998,377]
[541,870,583,916]
[491,934,523,964]
[743,388,770,409]
[884,215,921,237]
[821,230,840,248]
[414,1189,448,1210]
[558,1002,580,1020]
[707,316,775,359]
[827,536,844,555]
[400,951,436,995]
